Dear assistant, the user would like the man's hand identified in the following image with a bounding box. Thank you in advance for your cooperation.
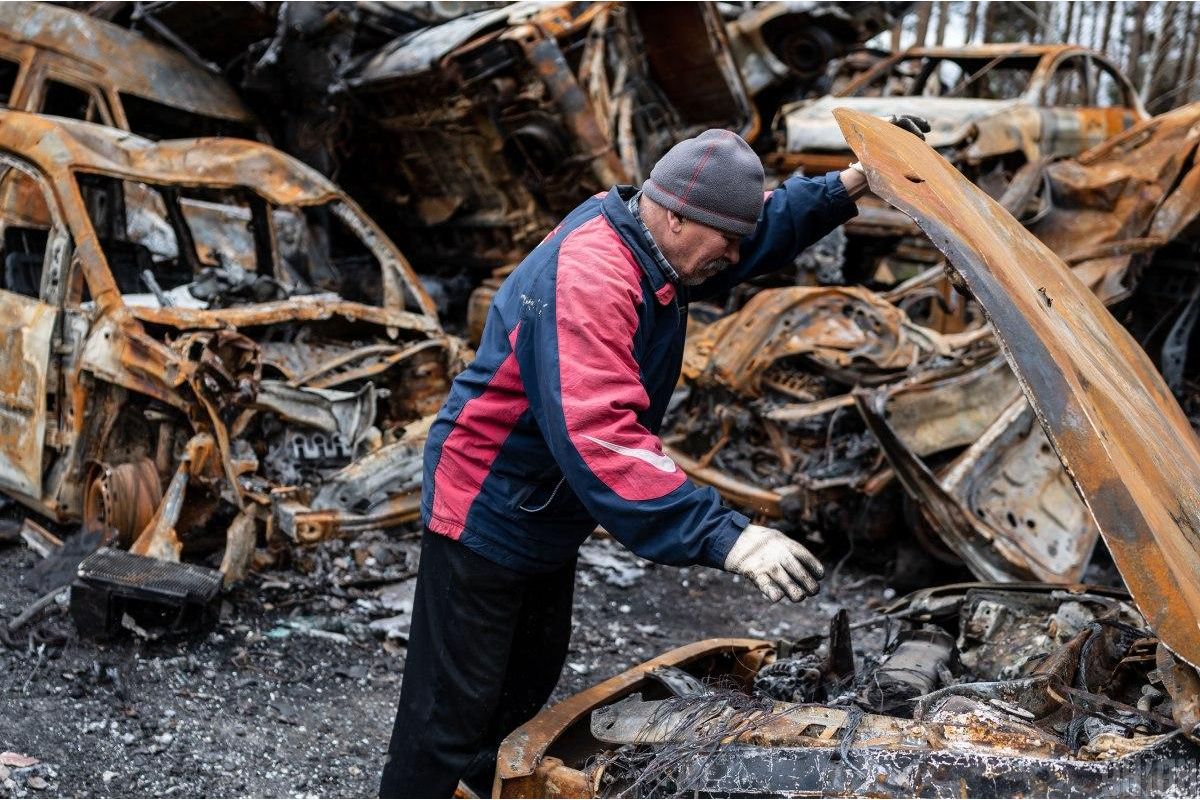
[840,115,931,198]
[723,524,824,602]
[889,114,931,140]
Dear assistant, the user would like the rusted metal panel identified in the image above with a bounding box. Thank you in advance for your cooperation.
[504,582,1198,798]
[496,638,771,797]
[667,284,1006,545]
[0,1,253,124]
[860,392,1099,582]
[836,107,1200,668]
[1030,103,1200,304]
[0,291,55,497]
[775,44,1145,217]
[682,286,953,397]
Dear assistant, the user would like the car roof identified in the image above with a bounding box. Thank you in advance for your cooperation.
[899,44,1084,60]
[0,110,338,207]
[0,2,254,124]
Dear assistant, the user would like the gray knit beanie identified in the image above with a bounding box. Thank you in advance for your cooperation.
[642,129,765,237]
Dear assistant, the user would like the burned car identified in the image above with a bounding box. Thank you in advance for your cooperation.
[0,111,463,626]
[337,1,757,277]
[661,280,1100,585]
[666,101,1200,586]
[767,45,1147,285]
[496,585,1200,798]
[493,109,1200,798]
[0,1,263,141]
[772,44,1145,186]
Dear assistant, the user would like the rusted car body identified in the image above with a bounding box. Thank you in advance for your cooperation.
[725,2,895,97]
[497,585,1199,797]
[773,44,1145,182]
[662,279,1101,584]
[0,1,261,140]
[766,45,1146,284]
[667,101,1200,585]
[494,107,1200,799]
[337,1,756,276]
[0,111,462,594]
[832,107,1200,668]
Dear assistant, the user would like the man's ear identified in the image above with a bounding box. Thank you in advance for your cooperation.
[667,210,686,235]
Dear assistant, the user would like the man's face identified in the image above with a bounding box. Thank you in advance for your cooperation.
[660,212,742,286]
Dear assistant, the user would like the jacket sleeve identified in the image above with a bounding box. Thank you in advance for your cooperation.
[515,226,748,568]
[692,170,858,300]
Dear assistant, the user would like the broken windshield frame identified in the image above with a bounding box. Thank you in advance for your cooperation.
[72,170,430,315]
[844,55,1040,100]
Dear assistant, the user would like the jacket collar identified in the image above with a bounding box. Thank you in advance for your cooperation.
[600,185,677,306]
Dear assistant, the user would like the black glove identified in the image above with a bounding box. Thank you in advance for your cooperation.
[889,114,931,140]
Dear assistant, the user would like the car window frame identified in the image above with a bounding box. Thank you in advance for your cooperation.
[1089,55,1137,110]
[0,150,72,305]
[1042,53,1093,108]
[26,52,114,127]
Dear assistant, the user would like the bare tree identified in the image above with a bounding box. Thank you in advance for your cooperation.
[966,1,980,44]
[914,1,933,47]
[935,0,951,45]
[1144,3,1179,107]
[1089,0,1103,51]
[982,0,996,43]
[1099,0,1117,57]
[1063,0,1077,43]
[1185,2,1200,104]
[1126,0,1147,88]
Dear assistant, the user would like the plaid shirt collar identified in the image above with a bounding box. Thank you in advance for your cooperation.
[627,190,680,285]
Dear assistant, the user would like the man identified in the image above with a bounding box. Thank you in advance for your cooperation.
[381,118,928,798]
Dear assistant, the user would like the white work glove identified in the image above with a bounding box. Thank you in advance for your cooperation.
[723,524,824,603]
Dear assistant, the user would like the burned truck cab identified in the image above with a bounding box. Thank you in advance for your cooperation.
[0,111,464,616]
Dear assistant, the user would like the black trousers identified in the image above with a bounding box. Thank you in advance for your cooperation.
[379,529,576,798]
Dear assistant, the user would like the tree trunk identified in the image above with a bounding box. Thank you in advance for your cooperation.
[1186,2,1200,104]
[1099,0,1116,58]
[914,1,932,48]
[1063,0,1077,42]
[1144,4,1177,108]
[890,18,903,51]
[981,0,997,43]
[966,1,980,44]
[1038,2,1055,43]
[934,0,950,45]
[1126,0,1147,89]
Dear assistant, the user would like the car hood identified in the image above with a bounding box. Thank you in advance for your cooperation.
[837,107,1200,669]
[784,95,1018,152]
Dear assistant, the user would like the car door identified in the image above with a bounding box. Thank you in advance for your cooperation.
[0,155,69,498]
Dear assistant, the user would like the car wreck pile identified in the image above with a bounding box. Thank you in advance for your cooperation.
[493,110,1200,797]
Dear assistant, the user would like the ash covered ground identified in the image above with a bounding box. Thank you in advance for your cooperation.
[0,515,897,798]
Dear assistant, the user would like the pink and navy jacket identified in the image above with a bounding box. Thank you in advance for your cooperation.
[422,174,857,573]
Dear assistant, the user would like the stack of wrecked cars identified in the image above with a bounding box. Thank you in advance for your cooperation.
[666,100,1200,589]
[494,110,1200,798]
[0,110,464,632]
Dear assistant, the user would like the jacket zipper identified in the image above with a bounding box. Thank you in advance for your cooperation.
[519,476,567,512]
